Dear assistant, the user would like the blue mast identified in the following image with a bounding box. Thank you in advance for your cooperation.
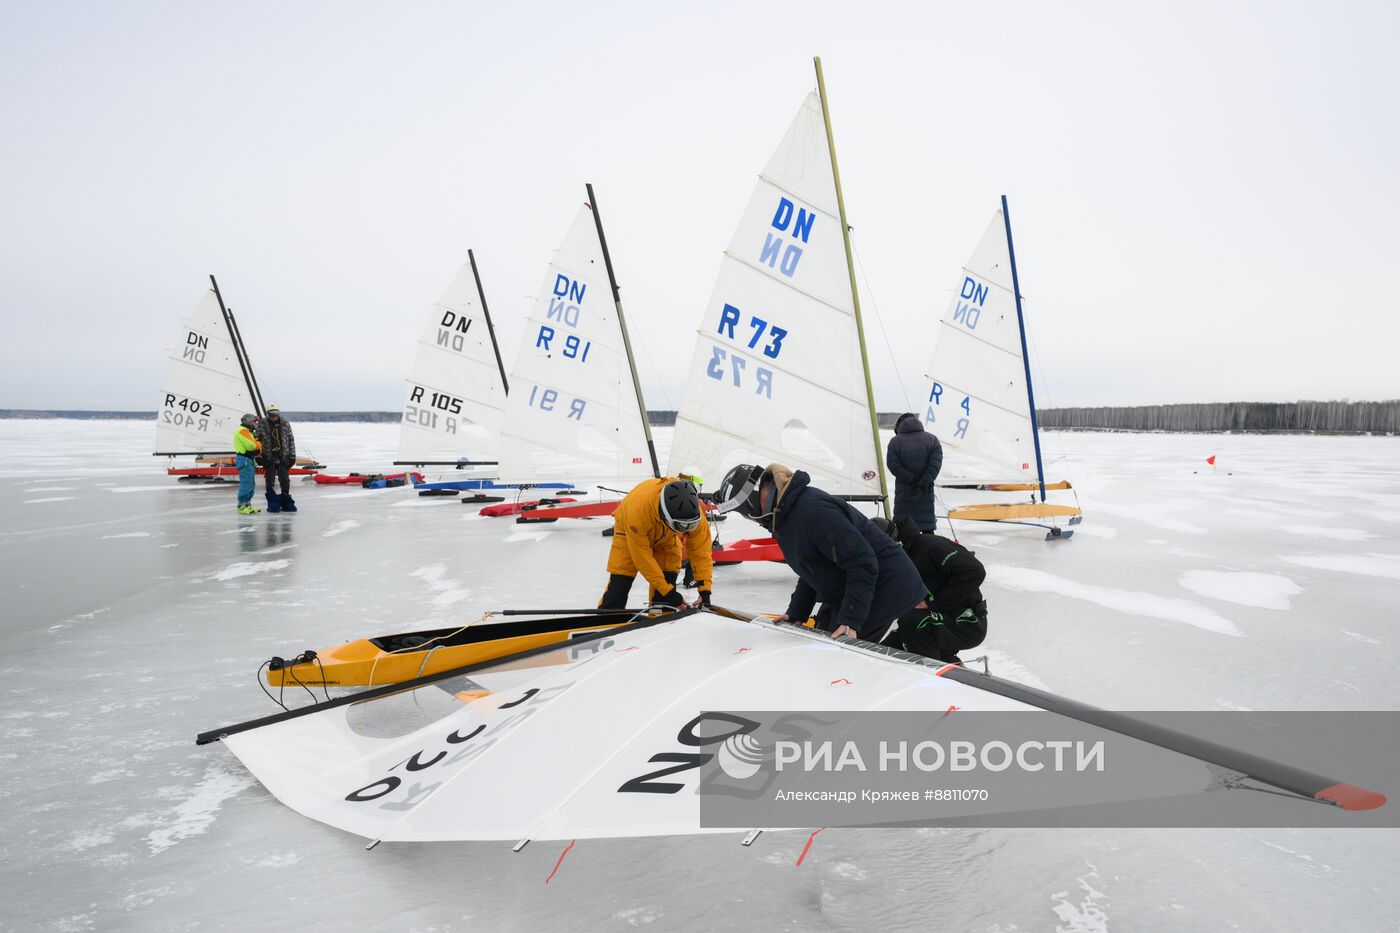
[1001,195,1047,503]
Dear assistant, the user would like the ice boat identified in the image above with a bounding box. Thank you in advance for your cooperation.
[155,276,323,479]
[922,199,1084,539]
[263,609,653,688]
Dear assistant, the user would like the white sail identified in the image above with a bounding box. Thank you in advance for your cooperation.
[666,93,879,495]
[397,258,507,466]
[154,290,254,455]
[217,612,1225,842]
[496,203,653,481]
[922,211,1040,485]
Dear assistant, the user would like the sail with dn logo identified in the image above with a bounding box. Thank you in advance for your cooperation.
[666,59,885,507]
[497,187,659,483]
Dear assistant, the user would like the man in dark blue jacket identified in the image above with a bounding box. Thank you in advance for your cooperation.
[886,413,942,532]
[716,463,925,642]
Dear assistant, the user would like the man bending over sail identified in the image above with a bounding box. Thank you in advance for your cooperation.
[716,463,923,642]
[598,477,713,610]
[874,517,989,664]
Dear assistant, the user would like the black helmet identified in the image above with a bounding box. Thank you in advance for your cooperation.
[715,464,765,518]
[659,480,702,533]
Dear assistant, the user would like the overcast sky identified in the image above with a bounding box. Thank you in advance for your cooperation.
[2,0,1396,412]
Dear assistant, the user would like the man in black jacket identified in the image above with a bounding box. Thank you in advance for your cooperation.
[876,517,988,663]
[255,404,298,513]
[716,463,924,642]
[886,413,942,532]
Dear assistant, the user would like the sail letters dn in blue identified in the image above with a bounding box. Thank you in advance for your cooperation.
[760,197,814,278]
[953,276,988,330]
[549,275,585,328]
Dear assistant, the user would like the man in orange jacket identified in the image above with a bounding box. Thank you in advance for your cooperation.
[598,477,713,610]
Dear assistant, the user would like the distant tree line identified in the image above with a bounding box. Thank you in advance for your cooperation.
[1037,400,1400,435]
[7,402,1397,434]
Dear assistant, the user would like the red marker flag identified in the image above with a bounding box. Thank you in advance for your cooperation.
[1206,455,1217,465]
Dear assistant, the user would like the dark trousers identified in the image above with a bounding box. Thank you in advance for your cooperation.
[883,602,988,663]
[813,602,896,645]
[599,570,678,610]
[264,461,291,495]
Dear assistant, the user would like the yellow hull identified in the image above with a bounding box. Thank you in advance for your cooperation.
[266,615,633,687]
[948,502,1084,522]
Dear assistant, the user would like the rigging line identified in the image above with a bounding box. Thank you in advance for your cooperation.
[630,315,675,412]
[850,232,912,412]
[1019,299,1081,508]
[256,661,288,711]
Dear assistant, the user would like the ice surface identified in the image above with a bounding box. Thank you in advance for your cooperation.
[1178,570,1304,610]
[1,421,1398,931]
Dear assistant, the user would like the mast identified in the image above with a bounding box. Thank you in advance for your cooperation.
[814,57,890,520]
[469,249,510,395]
[209,274,265,420]
[585,182,660,478]
[1001,195,1047,503]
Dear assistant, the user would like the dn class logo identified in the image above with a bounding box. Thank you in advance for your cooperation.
[618,713,760,794]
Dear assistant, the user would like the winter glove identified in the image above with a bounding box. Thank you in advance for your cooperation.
[653,587,686,609]
[282,456,295,468]
[912,482,931,498]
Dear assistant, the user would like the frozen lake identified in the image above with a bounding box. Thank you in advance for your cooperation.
[2,419,1398,931]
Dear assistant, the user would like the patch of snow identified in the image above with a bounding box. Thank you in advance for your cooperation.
[67,829,115,851]
[1280,552,1400,580]
[209,559,292,581]
[25,486,74,492]
[1342,630,1381,645]
[505,529,554,543]
[830,862,868,881]
[101,531,152,539]
[23,496,75,503]
[1178,570,1302,610]
[990,566,1243,637]
[1088,502,1208,534]
[1280,524,1376,541]
[145,763,256,855]
[1050,860,1109,933]
[322,520,361,537]
[614,906,661,926]
[1065,523,1118,539]
[977,648,1050,690]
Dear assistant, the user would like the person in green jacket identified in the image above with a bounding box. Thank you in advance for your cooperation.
[233,415,262,514]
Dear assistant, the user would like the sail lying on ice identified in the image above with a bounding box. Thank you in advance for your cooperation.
[397,253,508,467]
[154,289,256,455]
[667,92,880,496]
[496,201,654,482]
[205,609,1384,842]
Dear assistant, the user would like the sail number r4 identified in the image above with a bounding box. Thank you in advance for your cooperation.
[926,381,971,439]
